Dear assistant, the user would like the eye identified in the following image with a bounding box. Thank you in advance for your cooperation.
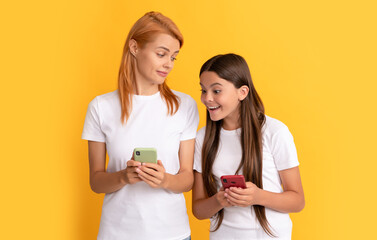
[200,89,207,94]
[171,57,177,61]
[157,53,165,57]
[214,90,221,94]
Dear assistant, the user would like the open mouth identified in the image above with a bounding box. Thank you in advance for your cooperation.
[207,106,220,111]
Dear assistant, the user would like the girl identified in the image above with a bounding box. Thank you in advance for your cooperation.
[82,12,198,240]
[192,54,305,239]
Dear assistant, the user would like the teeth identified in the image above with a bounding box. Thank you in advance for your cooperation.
[208,106,220,110]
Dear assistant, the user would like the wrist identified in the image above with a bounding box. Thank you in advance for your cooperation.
[213,192,224,208]
[256,188,266,206]
[161,172,169,189]
[119,169,128,185]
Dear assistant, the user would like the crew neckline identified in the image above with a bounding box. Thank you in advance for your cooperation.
[221,127,241,136]
[133,91,161,100]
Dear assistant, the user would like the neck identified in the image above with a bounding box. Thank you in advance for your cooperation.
[222,116,240,130]
[133,69,159,96]
[134,84,159,95]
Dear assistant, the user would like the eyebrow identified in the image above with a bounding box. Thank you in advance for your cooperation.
[157,46,179,53]
[200,82,223,88]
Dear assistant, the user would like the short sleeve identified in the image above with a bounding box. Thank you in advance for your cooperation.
[81,97,106,142]
[193,128,205,173]
[271,126,299,171]
[180,97,199,141]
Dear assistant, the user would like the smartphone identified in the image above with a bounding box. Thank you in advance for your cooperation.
[133,148,157,164]
[220,175,246,189]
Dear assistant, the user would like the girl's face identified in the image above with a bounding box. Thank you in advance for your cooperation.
[200,71,248,129]
[131,33,180,93]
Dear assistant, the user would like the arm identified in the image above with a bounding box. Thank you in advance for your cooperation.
[136,138,195,193]
[192,171,231,220]
[225,166,305,213]
[88,141,142,194]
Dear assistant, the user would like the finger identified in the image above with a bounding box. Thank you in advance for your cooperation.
[227,199,237,206]
[229,187,247,195]
[127,171,142,183]
[225,190,245,202]
[136,168,160,184]
[226,192,250,207]
[138,166,160,178]
[129,171,142,178]
[157,160,164,167]
[142,162,163,172]
[226,195,244,206]
[129,177,142,184]
[127,160,141,167]
[138,174,158,188]
[223,199,232,207]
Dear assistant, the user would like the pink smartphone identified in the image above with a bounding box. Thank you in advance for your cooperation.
[220,175,246,189]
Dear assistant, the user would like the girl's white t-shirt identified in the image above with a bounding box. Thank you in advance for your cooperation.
[194,116,299,240]
[82,90,199,240]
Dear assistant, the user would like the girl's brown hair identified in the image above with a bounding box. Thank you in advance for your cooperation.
[200,54,275,236]
[118,11,183,123]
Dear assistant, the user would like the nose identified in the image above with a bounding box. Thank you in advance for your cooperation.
[163,59,173,70]
[202,92,213,103]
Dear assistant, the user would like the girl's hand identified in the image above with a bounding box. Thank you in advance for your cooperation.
[136,160,167,188]
[215,187,232,208]
[224,182,262,207]
[124,160,142,185]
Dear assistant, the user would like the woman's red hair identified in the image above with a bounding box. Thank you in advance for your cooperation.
[118,11,183,123]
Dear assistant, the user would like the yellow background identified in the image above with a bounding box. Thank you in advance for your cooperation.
[1,0,376,239]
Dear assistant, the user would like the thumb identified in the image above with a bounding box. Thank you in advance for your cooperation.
[157,160,163,166]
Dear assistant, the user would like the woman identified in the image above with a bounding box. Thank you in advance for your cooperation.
[82,12,198,240]
[192,54,305,239]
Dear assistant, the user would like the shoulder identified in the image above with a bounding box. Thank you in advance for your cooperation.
[195,126,206,148]
[94,90,119,104]
[263,115,290,136]
[172,90,196,106]
[196,126,206,140]
[86,90,119,116]
[172,90,198,116]
[89,90,118,108]
[263,115,296,149]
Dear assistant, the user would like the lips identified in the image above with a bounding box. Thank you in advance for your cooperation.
[207,106,220,111]
[157,71,168,78]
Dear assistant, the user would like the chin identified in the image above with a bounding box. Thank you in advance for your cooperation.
[209,114,222,122]
[154,78,166,85]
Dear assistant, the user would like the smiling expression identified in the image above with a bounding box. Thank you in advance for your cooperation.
[200,71,248,129]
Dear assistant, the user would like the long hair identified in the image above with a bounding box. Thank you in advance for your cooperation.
[200,54,275,236]
[118,11,183,123]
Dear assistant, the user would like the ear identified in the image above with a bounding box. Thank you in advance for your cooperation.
[238,85,249,101]
[129,39,138,57]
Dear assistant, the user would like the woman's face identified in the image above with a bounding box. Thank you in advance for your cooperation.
[200,71,246,128]
[132,33,180,93]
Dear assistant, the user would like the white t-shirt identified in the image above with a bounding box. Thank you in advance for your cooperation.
[194,116,299,240]
[82,90,199,240]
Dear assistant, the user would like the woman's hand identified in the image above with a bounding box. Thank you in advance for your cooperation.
[215,187,232,208]
[136,160,167,188]
[224,182,262,207]
[123,160,142,185]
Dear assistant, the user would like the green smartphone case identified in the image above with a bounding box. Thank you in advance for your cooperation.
[133,148,157,163]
